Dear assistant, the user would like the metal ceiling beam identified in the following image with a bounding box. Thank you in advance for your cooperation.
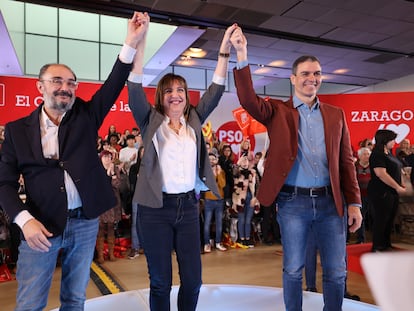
[17,0,414,58]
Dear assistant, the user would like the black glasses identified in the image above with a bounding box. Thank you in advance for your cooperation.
[40,77,79,89]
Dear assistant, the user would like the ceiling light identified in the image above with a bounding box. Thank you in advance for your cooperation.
[333,68,349,74]
[185,48,207,58]
[269,60,286,67]
[189,47,202,53]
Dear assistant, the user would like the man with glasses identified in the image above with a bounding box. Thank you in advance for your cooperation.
[0,11,149,311]
[230,27,362,311]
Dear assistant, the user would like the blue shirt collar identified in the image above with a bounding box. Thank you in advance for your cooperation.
[292,95,320,110]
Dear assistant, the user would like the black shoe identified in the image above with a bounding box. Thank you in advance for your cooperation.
[245,239,255,248]
[305,287,317,292]
[344,292,360,301]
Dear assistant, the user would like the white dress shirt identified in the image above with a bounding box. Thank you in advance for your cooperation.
[155,116,197,194]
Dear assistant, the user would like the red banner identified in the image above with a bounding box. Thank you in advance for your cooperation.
[2,75,414,152]
[319,92,414,150]
[0,76,200,138]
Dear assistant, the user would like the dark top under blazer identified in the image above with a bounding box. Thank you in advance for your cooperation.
[127,80,225,208]
[233,65,361,216]
[0,58,132,235]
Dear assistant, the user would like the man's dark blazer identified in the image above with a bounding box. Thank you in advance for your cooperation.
[233,65,361,216]
[0,58,132,235]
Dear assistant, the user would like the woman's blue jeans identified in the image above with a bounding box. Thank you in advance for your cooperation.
[131,202,141,249]
[138,191,201,311]
[277,191,347,311]
[15,217,99,311]
[237,191,253,239]
[203,199,224,245]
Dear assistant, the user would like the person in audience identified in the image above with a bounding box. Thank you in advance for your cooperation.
[359,138,374,151]
[256,151,281,245]
[354,147,372,242]
[128,145,145,259]
[219,144,236,208]
[96,136,104,154]
[108,132,122,153]
[104,124,121,142]
[368,129,406,252]
[237,137,254,167]
[395,138,411,158]
[131,127,140,137]
[210,131,221,152]
[0,12,146,310]
[232,155,258,247]
[231,26,362,311]
[96,150,123,264]
[119,134,138,174]
[203,152,227,253]
[127,14,238,310]
[102,139,118,160]
[118,129,132,148]
[205,141,218,157]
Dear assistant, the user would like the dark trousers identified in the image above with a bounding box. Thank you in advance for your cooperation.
[138,192,202,311]
[370,191,399,251]
[261,203,280,243]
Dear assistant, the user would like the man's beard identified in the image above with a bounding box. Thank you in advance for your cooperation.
[49,90,75,113]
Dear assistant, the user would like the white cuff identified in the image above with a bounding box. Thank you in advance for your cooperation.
[212,74,226,86]
[128,72,143,83]
[119,43,137,64]
[14,210,34,230]
[237,60,249,70]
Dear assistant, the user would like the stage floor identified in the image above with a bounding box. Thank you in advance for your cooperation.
[51,284,379,311]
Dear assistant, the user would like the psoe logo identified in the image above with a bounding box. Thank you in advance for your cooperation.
[0,84,4,106]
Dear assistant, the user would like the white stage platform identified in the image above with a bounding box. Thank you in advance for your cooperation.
[51,284,379,311]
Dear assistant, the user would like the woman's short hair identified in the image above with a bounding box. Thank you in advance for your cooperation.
[154,73,191,119]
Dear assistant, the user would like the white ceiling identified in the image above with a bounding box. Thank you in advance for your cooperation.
[0,10,22,76]
[11,0,414,91]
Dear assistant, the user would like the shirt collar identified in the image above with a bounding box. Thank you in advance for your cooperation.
[40,106,66,128]
[164,115,186,126]
[293,95,320,110]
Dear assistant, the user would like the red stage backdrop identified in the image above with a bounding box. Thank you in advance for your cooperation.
[0,76,200,138]
[319,92,414,150]
[1,75,414,151]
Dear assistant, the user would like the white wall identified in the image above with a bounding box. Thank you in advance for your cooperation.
[349,73,414,93]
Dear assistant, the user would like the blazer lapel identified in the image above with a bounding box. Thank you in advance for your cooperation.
[24,107,46,163]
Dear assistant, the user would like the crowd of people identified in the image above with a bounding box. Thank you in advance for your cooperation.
[0,11,412,311]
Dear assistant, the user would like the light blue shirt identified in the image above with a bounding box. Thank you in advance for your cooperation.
[284,96,330,187]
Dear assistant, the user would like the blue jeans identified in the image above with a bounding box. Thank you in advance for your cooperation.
[131,203,141,249]
[203,199,224,244]
[277,191,346,311]
[138,191,201,311]
[237,191,253,239]
[15,217,99,311]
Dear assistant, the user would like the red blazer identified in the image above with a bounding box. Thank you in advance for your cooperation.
[233,66,361,216]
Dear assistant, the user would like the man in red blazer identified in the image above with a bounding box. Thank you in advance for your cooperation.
[230,28,362,311]
[0,12,148,311]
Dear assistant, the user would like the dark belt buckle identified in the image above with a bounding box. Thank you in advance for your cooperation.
[309,188,318,198]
